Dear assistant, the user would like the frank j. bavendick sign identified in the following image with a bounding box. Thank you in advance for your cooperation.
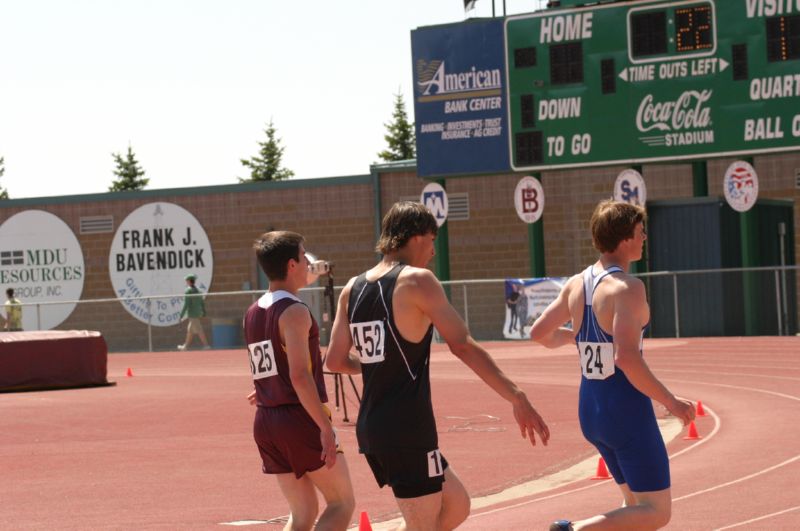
[109,202,213,326]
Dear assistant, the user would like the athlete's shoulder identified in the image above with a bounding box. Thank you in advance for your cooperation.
[398,265,438,288]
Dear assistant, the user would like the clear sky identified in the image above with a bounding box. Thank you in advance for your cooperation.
[1,0,546,200]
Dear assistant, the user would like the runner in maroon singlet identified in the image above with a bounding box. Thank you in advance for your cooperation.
[245,231,355,531]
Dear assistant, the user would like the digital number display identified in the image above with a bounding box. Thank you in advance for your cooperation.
[767,14,800,62]
[675,5,713,52]
[629,1,715,61]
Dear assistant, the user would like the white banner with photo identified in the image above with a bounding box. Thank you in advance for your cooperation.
[503,277,567,340]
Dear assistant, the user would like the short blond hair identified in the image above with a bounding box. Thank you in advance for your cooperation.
[590,199,647,253]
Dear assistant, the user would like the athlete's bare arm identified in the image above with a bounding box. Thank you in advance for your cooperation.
[281,303,338,467]
[410,268,550,446]
[531,275,581,348]
[611,278,695,426]
[325,277,362,375]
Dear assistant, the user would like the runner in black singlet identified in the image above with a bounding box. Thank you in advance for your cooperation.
[327,201,550,530]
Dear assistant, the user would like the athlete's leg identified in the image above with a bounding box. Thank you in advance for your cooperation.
[306,454,356,531]
[571,487,671,530]
[438,466,470,529]
[617,482,637,507]
[395,491,442,531]
[395,467,470,531]
[275,472,319,531]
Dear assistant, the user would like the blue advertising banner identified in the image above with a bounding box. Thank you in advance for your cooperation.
[411,18,511,177]
[504,277,567,340]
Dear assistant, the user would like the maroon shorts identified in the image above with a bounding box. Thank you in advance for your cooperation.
[254,404,329,479]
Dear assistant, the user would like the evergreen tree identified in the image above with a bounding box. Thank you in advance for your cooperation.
[0,156,7,200]
[377,91,416,162]
[239,120,294,182]
[109,145,148,191]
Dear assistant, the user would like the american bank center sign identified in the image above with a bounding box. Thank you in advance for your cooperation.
[0,210,85,330]
[412,18,511,177]
[109,202,213,327]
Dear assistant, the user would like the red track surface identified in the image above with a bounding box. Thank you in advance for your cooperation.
[1,338,798,530]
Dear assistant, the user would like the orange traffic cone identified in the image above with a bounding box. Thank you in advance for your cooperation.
[126,367,134,377]
[683,421,702,440]
[696,400,707,416]
[359,511,373,531]
[591,457,611,480]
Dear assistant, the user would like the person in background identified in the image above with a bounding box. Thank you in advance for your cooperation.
[177,274,210,350]
[4,288,22,331]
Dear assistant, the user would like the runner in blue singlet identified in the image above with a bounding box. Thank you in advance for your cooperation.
[531,199,695,531]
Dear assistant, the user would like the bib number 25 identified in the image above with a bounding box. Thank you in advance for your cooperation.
[578,341,615,380]
[248,340,278,380]
[350,320,385,364]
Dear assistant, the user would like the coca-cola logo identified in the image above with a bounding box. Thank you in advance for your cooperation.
[636,90,712,133]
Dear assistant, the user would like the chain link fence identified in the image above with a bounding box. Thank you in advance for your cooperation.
[7,265,798,352]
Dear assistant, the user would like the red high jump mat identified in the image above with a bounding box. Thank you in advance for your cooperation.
[0,330,112,392]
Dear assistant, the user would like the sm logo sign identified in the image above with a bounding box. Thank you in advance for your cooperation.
[421,183,449,227]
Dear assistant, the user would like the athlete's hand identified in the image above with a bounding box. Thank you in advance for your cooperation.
[320,425,337,468]
[246,390,256,406]
[513,395,550,447]
[667,396,696,426]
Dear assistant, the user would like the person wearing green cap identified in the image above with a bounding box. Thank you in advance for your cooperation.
[178,274,210,351]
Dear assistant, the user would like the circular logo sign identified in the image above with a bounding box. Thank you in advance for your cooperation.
[109,203,213,327]
[0,210,85,330]
[723,161,759,213]
[614,169,647,207]
[420,182,449,227]
[514,176,545,224]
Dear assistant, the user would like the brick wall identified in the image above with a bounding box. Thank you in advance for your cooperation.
[2,151,798,350]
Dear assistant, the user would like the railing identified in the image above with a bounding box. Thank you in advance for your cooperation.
[6,265,798,352]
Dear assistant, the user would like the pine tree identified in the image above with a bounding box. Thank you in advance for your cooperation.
[0,156,8,199]
[109,145,148,192]
[377,91,416,162]
[239,120,294,182]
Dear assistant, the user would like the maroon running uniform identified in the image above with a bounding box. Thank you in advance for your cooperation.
[244,290,330,477]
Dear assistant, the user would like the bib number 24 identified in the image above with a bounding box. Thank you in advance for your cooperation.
[578,341,615,380]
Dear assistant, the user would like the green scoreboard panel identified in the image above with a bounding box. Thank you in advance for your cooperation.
[505,0,800,171]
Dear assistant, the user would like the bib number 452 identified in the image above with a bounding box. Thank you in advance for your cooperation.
[350,320,385,364]
[578,341,615,380]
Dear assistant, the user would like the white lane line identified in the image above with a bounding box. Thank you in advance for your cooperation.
[658,369,800,381]
[664,379,800,402]
[712,505,800,530]
[673,454,800,502]
[668,406,720,460]
[466,405,720,521]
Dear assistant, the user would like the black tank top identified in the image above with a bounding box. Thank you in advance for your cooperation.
[348,264,437,453]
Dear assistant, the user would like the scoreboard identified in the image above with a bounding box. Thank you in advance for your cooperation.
[505,0,800,171]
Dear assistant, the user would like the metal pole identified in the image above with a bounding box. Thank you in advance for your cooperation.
[774,270,783,336]
[778,222,788,335]
[147,299,153,352]
[672,273,680,338]
[36,304,41,330]
[462,283,470,329]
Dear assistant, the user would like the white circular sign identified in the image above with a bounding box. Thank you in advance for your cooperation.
[614,169,647,207]
[0,210,85,330]
[109,203,213,327]
[723,161,759,212]
[420,182,449,227]
[514,176,545,224]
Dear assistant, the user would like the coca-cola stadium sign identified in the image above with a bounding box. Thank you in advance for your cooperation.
[503,0,800,171]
